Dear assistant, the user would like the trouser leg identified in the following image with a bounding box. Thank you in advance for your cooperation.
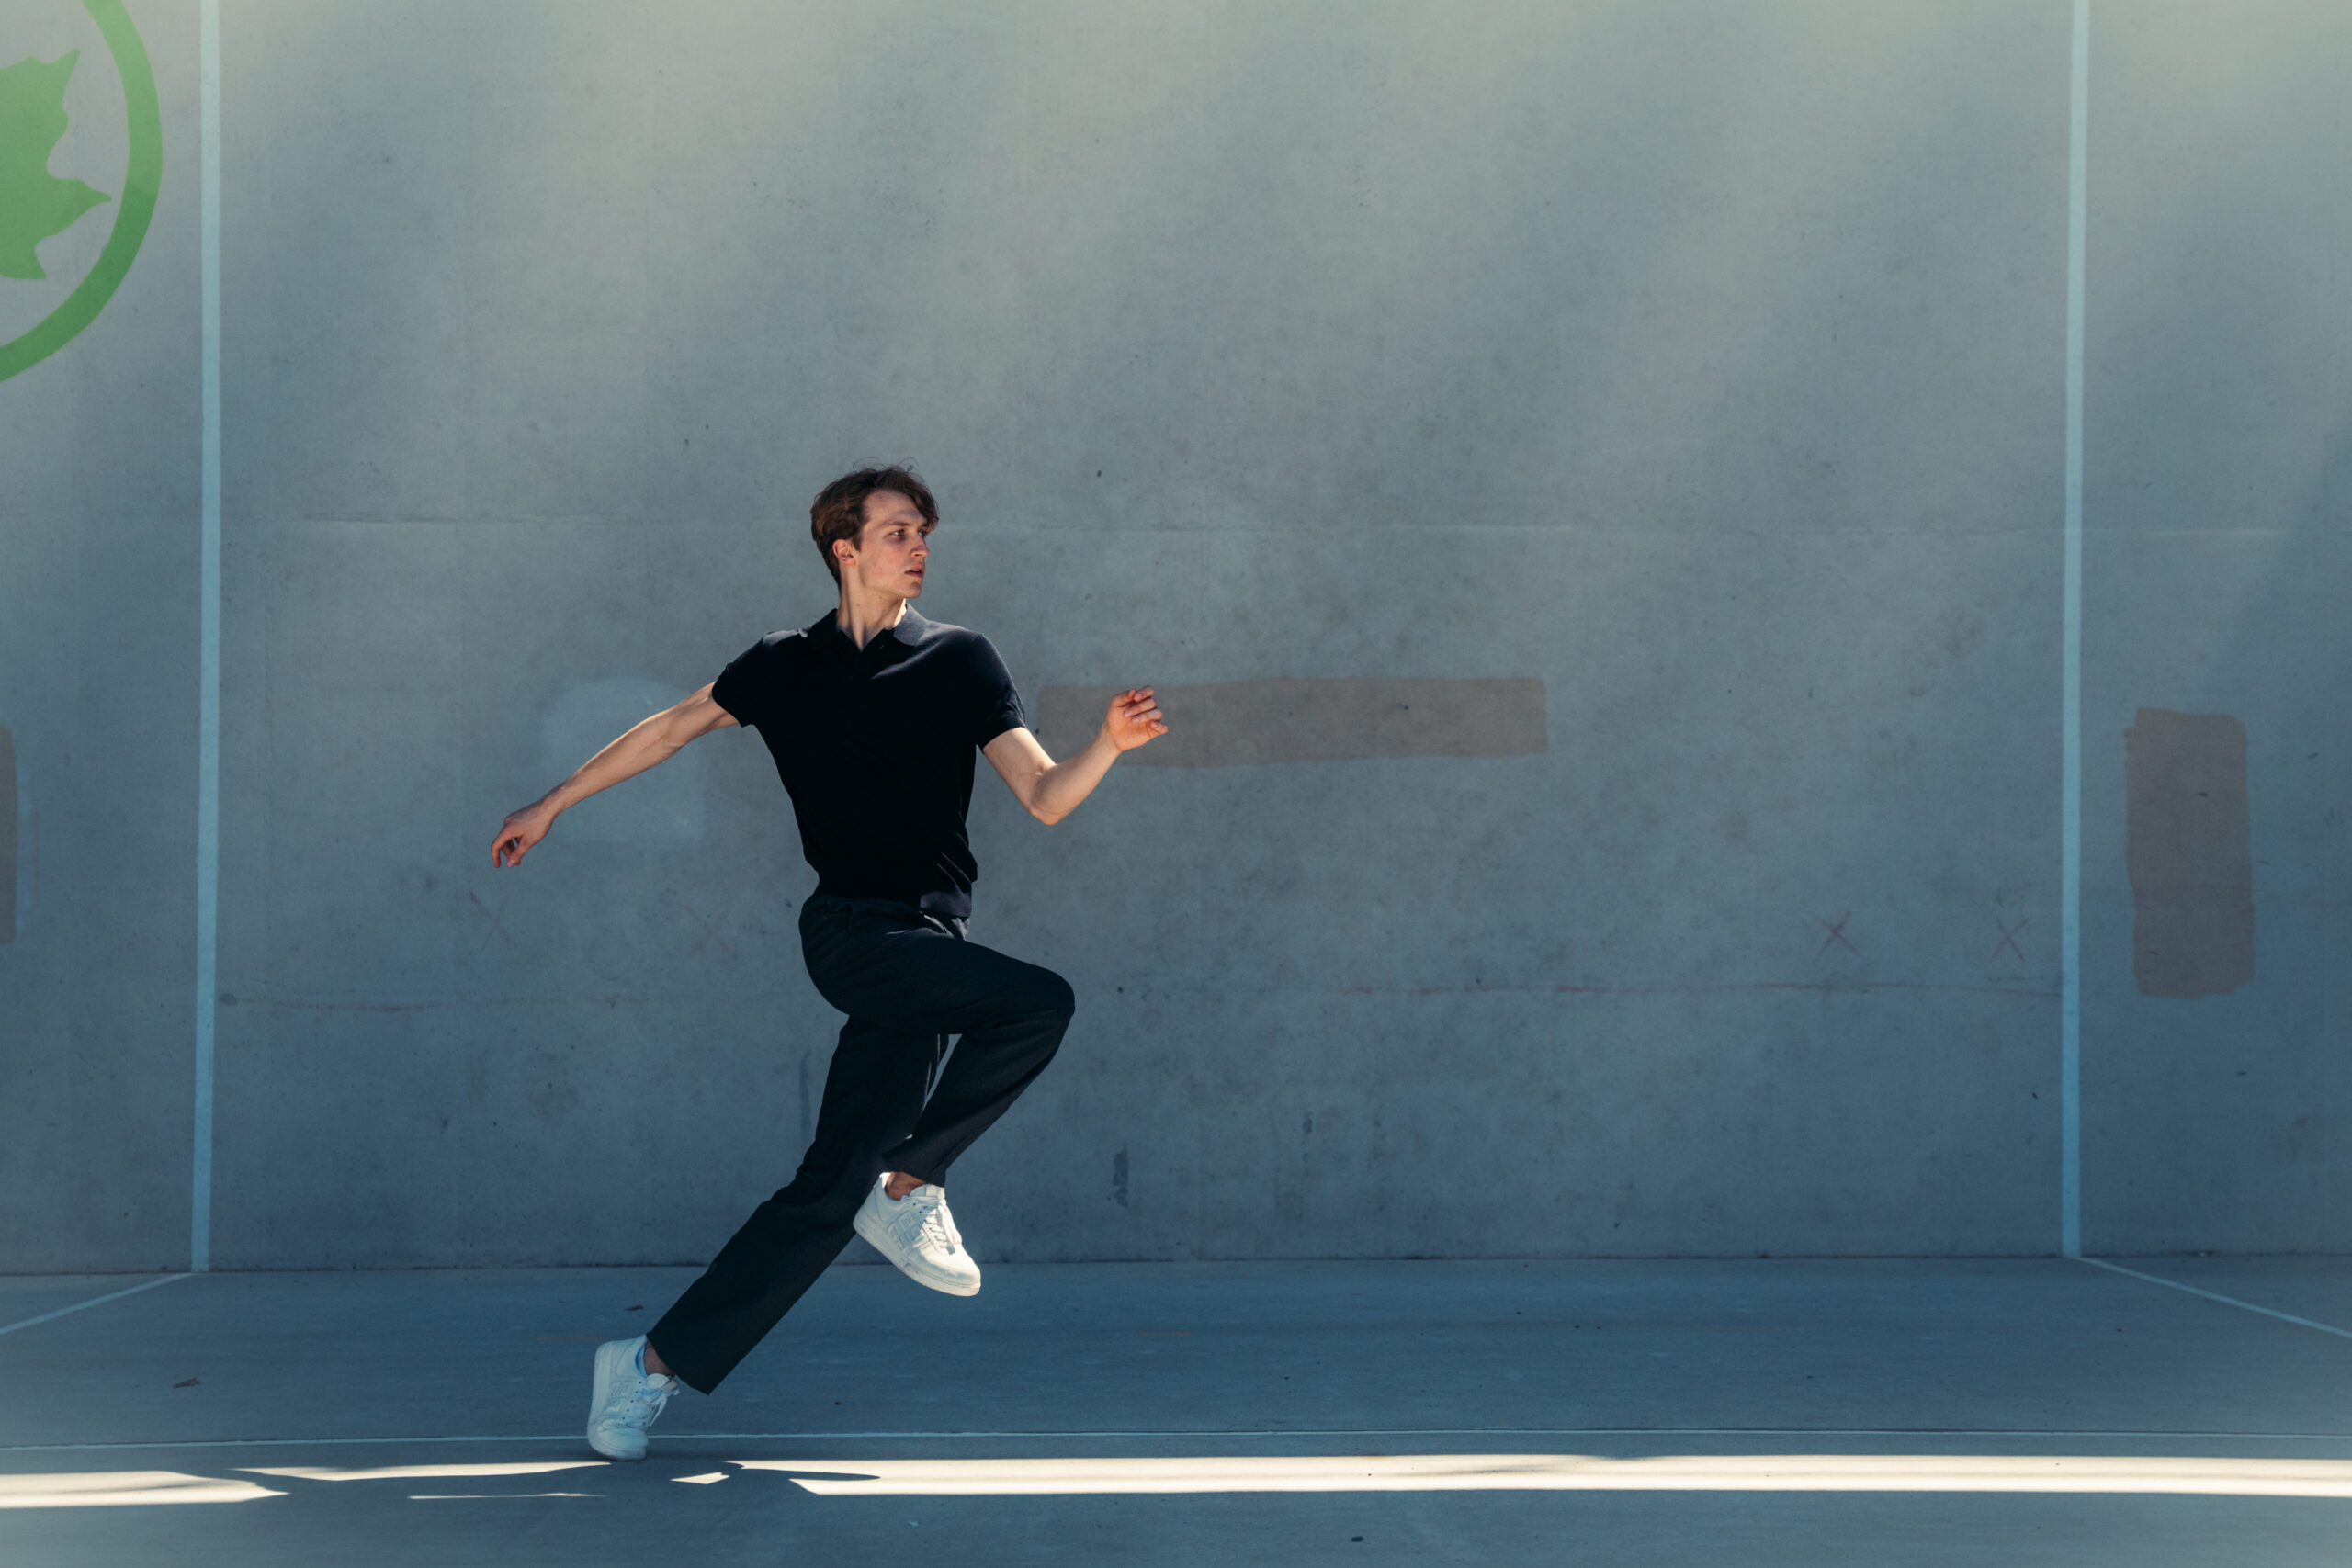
[797,898,1077,1185]
[646,897,1075,1394]
[646,1012,939,1393]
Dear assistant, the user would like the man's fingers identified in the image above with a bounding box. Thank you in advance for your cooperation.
[1109,685,1164,740]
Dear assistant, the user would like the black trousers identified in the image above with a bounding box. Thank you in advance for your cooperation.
[647,894,1074,1393]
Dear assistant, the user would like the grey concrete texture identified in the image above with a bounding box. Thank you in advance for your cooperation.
[210,0,2074,1269]
[2077,0,2352,1256]
[0,0,2344,1270]
[0,0,205,1274]
[2,1258,2350,1565]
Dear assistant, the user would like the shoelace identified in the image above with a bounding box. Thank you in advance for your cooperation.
[625,1371,676,1426]
[903,1192,961,1255]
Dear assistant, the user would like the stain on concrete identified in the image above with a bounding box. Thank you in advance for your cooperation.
[1991,915,2029,964]
[1815,911,1860,957]
[1036,678,1546,766]
[0,725,13,942]
[1112,1146,1128,1208]
[2125,708,2254,998]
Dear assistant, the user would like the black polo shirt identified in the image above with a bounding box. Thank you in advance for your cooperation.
[710,607,1030,919]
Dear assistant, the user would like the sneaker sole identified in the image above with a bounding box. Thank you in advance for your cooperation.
[854,1207,983,1297]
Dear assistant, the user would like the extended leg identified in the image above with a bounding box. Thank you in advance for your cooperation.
[645,1015,943,1393]
[646,899,1076,1393]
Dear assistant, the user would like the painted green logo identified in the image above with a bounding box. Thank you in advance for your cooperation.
[0,54,110,278]
[0,1,159,384]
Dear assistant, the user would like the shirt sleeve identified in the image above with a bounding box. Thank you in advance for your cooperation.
[966,635,1030,749]
[709,637,775,728]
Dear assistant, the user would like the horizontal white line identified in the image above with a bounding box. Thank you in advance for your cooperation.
[0,1276,188,1338]
[747,1452,2352,1498]
[2081,1258,2352,1341]
[6,1427,2351,1455]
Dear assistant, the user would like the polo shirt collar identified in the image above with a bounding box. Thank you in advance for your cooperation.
[808,604,933,659]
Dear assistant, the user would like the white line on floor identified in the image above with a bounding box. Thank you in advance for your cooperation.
[5,1427,2350,1455]
[0,1275,190,1339]
[745,1452,2352,1498]
[2079,1258,2352,1341]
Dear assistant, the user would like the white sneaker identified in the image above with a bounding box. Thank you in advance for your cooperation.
[587,1336,679,1461]
[853,1176,982,1296]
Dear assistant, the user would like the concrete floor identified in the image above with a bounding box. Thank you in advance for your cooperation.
[2,1258,2347,1565]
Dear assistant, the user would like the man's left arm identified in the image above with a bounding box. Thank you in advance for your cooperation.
[983,687,1166,825]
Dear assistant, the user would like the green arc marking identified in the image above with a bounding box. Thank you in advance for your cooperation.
[0,0,160,384]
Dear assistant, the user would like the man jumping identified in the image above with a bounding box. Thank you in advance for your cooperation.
[489,465,1165,1459]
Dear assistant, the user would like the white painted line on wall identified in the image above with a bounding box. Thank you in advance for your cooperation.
[2059,0,2089,1261]
[2079,1258,2352,1342]
[193,0,223,1274]
[0,1274,189,1338]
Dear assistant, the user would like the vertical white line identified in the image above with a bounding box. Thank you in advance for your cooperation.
[2059,0,2089,1260]
[194,0,223,1273]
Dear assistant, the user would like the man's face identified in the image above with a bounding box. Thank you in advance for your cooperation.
[839,490,932,598]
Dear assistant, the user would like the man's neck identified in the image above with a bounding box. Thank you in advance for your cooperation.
[834,589,908,651]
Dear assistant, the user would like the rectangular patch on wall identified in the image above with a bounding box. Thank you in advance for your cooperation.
[1035,678,1546,767]
[0,724,14,944]
[2124,708,2253,998]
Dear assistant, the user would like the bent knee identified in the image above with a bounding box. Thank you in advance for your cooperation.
[1032,968,1077,1022]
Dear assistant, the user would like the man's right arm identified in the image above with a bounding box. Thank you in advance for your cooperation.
[491,684,738,867]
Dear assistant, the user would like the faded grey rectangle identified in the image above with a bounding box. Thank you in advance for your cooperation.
[1036,679,1546,768]
[2124,708,2253,999]
[0,724,13,944]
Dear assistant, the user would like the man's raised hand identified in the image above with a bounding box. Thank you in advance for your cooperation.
[1102,687,1168,752]
[492,805,552,868]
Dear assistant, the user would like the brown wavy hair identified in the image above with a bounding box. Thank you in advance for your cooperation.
[810,466,938,586]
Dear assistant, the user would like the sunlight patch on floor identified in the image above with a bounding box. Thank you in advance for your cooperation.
[735,1453,2352,1498]
[0,1472,284,1509]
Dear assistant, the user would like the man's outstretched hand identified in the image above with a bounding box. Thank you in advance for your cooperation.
[1102,687,1168,751]
[492,806,552,868]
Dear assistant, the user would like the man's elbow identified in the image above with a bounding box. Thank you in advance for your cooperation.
[1029,805,1066,828]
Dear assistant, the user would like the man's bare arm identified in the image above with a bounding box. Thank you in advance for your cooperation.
[492,684,739,866]
[983,687,1166,827]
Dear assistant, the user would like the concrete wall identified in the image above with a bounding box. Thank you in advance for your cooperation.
[0,0,2342,1272]
[0,0,203,1274]
[2080,3,2352,1254]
